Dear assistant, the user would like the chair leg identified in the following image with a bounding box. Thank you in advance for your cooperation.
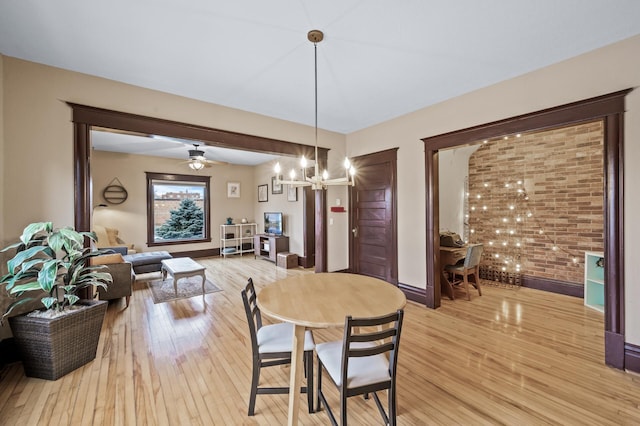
[475,266,482,296]
[389,385,397,426]
[464,273,471,300]
[248,358,260,416]
[340,388,348,426]
[316,358,322,411]
[305,351,314,413]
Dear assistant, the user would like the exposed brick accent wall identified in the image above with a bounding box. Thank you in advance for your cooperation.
[467,121,604,285]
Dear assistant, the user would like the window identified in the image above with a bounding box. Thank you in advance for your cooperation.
[146,172,211,246]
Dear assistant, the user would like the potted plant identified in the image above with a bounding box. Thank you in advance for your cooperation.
[0,222,113,380]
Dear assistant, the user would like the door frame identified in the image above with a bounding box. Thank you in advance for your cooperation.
[69,103,328,269]
[422,89,630,369]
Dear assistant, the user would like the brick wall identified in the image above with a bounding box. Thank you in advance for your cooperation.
[467,120,604,284]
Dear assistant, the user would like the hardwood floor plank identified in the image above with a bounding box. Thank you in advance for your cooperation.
[1,256,640,425]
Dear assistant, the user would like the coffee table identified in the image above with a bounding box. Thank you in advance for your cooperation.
[160,257,206,296]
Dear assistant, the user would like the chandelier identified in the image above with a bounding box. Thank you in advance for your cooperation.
[275,30,355,190]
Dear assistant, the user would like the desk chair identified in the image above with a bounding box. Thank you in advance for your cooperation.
[316,310,404,426]
[445,243,483,300]
[241,278,315,416]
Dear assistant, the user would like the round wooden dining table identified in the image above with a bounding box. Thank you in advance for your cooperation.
[257,272,407,426]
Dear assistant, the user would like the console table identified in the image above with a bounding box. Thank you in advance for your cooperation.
[254,234,289,262]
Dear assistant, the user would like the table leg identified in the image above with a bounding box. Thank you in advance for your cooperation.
[288,324,306,426]
[200,271,206,296]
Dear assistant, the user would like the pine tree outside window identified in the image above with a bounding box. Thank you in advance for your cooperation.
[146,172,211,246]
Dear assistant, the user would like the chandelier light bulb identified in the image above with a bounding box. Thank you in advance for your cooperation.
[322,169,329,180]
[349,166,356,176]
[300,155,308,168]
[289,169,296,179]
[343,158,351,169]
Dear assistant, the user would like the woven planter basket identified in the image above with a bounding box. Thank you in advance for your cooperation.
[8,299,108,381]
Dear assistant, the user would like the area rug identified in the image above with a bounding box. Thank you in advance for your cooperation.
[147,276,223,304]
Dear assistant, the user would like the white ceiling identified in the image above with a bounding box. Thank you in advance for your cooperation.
[2,1,640,163]
[90,130,279,166]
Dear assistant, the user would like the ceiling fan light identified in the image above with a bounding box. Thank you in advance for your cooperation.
[189,160,205,171]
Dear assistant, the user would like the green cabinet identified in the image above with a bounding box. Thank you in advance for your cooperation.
[584,251,604,312]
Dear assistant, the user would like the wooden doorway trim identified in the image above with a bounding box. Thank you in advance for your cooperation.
[422,89,631,369]
[69,103,328,268]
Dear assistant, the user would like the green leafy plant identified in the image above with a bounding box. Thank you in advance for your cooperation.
[0,222,113,320]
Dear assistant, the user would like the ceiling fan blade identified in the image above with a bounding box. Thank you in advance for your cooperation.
[203,159,229,166]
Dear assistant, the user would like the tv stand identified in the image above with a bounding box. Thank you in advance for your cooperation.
[254,234,289,263]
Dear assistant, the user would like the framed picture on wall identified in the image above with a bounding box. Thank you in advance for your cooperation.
[227,182,240,198]
[287,185,297,202]
[272,175,283,194]
[258,184,268,202]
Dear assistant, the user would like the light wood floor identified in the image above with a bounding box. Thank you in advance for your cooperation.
[1,256,639,425]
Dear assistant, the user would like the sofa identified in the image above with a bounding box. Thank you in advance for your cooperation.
[90,252,134,307]
[93,225,136,254]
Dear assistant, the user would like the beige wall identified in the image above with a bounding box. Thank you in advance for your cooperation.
[92,150,257,252]
[254,160,305,256]
[439,145,479,237]
[346,34,640,345]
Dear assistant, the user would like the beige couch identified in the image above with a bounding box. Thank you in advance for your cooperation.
[90,252,134,307]
[93,225,136,254]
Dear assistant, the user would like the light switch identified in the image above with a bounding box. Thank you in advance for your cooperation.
[329,218,334,225]
[336,198,341,206]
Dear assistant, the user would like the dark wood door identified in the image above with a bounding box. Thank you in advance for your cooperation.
[350,149,398,284]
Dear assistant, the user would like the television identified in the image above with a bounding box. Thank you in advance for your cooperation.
[264,212,284,236]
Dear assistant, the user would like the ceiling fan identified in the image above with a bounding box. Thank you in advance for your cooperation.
[181,143,227,170]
